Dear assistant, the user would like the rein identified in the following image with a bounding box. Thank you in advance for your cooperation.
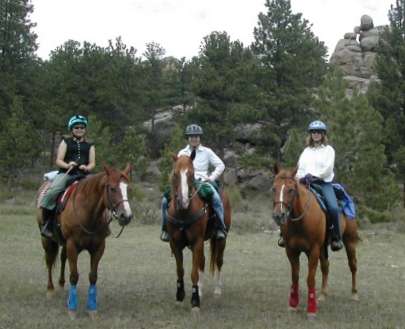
[70,178,128,237]
[169,183,207,229]
[274,178,313,222]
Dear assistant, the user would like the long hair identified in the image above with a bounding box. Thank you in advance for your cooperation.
[305,133,328,147]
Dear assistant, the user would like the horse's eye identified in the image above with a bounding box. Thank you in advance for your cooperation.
[288,188,295,195]
[271,187,276,193]
[110,187,117,192]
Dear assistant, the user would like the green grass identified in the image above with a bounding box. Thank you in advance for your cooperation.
[0,193,405,329]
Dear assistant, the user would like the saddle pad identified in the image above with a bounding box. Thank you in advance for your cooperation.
[56,181,79,213]
[36,181,51,208]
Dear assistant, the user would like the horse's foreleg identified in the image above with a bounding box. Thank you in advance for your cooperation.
[306,247,320,318]
[319,246,329,302]
[59,245,67,288]
[87,240,105,317]
[172,244,185,302]
[344,239,359,301]
[42,238,59,298]
[66,238,79,318]
[286,248,300,310]
[191,239,204,310]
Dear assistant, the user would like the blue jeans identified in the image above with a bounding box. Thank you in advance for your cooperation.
[160,184,226,231]
[320,182,341,240]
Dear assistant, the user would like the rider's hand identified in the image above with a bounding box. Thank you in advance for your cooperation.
[67,161,78,168]
[79,164,88,172]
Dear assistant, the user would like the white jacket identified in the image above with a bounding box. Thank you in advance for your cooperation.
[178,145,225,181]
[296,144,335,182]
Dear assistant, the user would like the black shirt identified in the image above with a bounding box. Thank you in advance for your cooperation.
[59,137,93,176]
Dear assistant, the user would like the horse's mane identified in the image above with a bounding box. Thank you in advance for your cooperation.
[77,172,106,195]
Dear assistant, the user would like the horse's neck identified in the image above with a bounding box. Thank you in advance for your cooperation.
[293,183,309,217]
[77,173,106,219]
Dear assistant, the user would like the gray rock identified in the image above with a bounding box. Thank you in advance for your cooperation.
[344,32,357,40]
[360,15,374,31]
[144,160,161,181]
[243,172,272,192]
[223,149,239,167]
[224,168,238,186]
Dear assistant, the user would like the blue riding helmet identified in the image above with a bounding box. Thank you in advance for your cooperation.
[68,115,88,130]
[308,120,327,132]
[185,124,203,136]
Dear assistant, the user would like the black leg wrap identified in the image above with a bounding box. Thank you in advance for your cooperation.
[191,285,200,308]
[176,279,185,302]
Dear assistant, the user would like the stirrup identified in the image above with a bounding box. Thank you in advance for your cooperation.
[40,222,53,239]
[331,239,343,251]
[160,231,170,242]
[278,237,286,248]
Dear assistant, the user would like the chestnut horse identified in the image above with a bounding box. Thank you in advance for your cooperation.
[272,164,359,318]
[36,165,133,319]
[167,154,231,311]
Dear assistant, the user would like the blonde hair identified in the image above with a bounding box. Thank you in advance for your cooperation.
[305,133,328,147]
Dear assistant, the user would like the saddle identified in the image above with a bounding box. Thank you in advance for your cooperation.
[308,182,356,220]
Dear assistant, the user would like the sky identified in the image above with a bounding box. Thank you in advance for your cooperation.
[31,0,394,60]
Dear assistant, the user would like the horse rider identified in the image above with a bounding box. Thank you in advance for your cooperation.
[278,120,343,251]
[39,114,96,238]
[160,124,227,242]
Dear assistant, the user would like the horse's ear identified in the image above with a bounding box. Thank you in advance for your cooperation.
[104,164,111,175]
[172,154,178,162]
[123,163,132,179]
[273,162,280,175]
[190,149,196,161]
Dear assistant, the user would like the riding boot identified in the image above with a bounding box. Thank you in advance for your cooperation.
[160,196,170,242]
[40,208,54,239]
[330,222,343,252]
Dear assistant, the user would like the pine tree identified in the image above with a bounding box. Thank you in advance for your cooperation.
[318,69,399,211]
[368,0,405,203]
[252,0,327,158]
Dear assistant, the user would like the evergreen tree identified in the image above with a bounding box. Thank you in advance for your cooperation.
[252,0,327,158]
[318,69,399,211]
[0,96,40,179]
[368,0,405,201]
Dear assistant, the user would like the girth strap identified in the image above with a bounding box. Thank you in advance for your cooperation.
[168,206,208,230]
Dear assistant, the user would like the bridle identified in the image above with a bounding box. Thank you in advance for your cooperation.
[273,177,312,222]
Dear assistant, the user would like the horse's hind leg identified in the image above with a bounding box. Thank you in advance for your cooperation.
[58,244,67,288]
[344,238,358,301]
[211,238,226,296]
[87,240,106,318]
[42,238,59,298]
[66,238,79,318]
[318,245,329,302]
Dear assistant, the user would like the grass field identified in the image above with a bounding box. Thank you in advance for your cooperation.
[0,194,405,329]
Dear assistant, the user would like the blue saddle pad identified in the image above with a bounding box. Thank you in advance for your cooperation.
[309,183,356,220]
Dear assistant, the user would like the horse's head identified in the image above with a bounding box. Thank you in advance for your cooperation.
[104,164,133,226]
[171,152,195,210]
[272,163,298,226]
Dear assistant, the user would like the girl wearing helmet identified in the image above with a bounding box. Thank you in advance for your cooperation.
[160,124,227,242]
[279,120,343,251]
[39,115,96,238]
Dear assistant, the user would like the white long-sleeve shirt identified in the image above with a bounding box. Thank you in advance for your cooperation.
[296,145,335,182]
[178,144,225,181]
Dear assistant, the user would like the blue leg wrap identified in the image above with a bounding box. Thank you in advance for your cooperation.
[87,284,97,311]
[67,285,78,311]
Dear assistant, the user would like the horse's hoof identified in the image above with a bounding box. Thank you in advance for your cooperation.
[46,289,55,299]
[214,287,222,297]
[191,307,200,320]
[68,310,76,320]
[307,312,317,320]
[351,293,359,301]
[288,306,298,312]
[318,294,326,302]
[88,310,98,320]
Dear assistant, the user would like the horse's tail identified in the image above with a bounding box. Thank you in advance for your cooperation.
[42,238,59,270]
[209,238,225,275]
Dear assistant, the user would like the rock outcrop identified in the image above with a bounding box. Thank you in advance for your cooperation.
[330,15,386,94]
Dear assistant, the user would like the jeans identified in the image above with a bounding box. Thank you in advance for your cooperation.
[320,182,341,240]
